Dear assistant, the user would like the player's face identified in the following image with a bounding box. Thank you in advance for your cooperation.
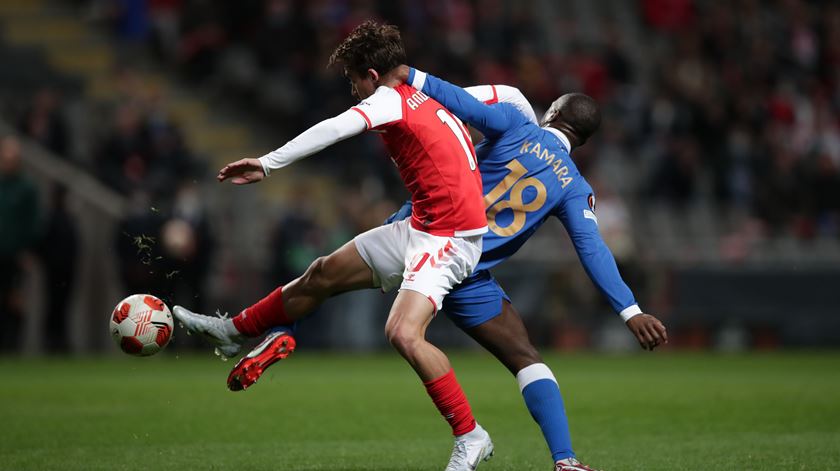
[347,70,377,100]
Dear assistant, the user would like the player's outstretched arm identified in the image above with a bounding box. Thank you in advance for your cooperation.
[218,109,368,184]
[406,67,511,137]
[557,190,667,350]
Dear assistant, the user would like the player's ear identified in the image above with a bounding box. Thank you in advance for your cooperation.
[367,68,380,83]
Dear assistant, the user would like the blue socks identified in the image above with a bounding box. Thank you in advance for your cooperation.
[516,363,574,461]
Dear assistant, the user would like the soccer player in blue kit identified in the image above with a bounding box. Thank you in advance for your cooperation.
[224,67,668,471]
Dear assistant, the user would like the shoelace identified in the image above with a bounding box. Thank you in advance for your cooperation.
[445,440,468,470]
[208,309,239,359]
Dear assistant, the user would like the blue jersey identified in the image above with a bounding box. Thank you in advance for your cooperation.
[402,69,640,320]
[470,106,578,271]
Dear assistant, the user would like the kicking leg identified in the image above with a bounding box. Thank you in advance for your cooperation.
[224,240,375,390]
[223,222,409,389]
[232,240,374,335]
[173,240,374,357]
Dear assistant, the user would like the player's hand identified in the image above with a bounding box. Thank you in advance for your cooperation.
[626,314,668,351]
[217,158,265,185]
[392,65,410,84]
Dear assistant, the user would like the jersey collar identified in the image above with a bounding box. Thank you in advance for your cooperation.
[542,126,571,152]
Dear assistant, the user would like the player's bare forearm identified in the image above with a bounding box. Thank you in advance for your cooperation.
[217,158,265,185]
[626,313,668,351]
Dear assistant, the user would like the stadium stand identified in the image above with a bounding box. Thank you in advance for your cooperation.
[1,0,839,352]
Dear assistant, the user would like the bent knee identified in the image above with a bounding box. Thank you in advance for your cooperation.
[501,344,542,375]
[384,322,422,353]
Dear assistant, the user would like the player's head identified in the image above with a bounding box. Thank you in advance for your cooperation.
[328,20,406,100]
[541,93,601,149]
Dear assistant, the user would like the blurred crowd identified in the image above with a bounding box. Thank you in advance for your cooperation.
[642,0,840,240]
[78,0,840,240]
[3,71,214,351]
[0,137,38,351]
[3,0,840,351]
[0,134,79,352]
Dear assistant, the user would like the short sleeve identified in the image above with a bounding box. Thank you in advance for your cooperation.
[463,85,499,105]
[464,85,538,124]
[351,86,403,129]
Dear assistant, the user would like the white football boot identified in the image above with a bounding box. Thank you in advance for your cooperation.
[445,423,494,471]
[172,305,244,358]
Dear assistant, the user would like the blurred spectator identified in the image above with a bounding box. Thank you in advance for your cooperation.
[159,182,215,312]
[115,191,168,299]
[95,104,150,194]
[0,136,40,352]
[95,97,195,199]
[268,186,328,284]
[649,136,701,206]
[642,0,695,33]
[148,0,183,62]
[17,88,69,156]
[144,111,196,199]
[111,0,150,43]
[37,185,79,354]
[175,0,227,80]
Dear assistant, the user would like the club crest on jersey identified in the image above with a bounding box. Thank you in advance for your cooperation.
[588,194,596,212]
[407,90,430,110]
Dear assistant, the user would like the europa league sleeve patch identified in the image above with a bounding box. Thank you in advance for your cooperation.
[583,193,598,224]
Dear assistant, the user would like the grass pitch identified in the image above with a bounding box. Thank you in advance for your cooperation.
[1,352,838,470]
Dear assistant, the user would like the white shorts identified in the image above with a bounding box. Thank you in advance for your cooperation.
[353,219,483,311]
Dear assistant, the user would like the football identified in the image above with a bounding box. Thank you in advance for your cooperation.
[109,294,174,356]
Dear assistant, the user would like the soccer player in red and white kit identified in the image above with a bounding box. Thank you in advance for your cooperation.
[173,21,495,470]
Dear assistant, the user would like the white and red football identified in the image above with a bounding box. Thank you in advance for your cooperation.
[109,294,174,356]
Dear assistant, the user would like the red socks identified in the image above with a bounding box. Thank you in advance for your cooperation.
[232,286,291,337]
[424,369,477,436]
[234,289,476,438]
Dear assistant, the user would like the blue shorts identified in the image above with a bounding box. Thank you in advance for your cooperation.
[442,270,510,330]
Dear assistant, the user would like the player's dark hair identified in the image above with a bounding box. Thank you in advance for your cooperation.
[545,93,601,147]
[328,20,406,77]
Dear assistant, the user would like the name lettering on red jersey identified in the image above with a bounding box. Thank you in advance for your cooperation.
[406,90,430,110]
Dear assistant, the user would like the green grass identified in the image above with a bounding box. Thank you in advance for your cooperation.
[1,352,838,470]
